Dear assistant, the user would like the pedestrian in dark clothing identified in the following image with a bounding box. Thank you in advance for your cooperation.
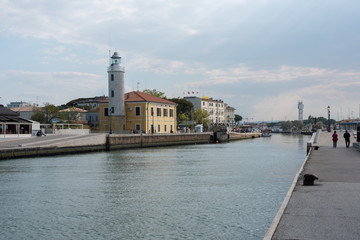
[344,130,351,148]
[332,131,338,148]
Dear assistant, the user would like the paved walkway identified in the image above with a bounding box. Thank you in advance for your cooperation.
[270,131,360,239]
[0,134,107,149]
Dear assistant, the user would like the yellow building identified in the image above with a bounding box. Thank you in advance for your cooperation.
[99,91,177,133]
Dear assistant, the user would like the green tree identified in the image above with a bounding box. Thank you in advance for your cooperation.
[59,110,79,123]
[143,89,166,99]
[31,110,46,123]
[234,114,242,125]
[168,98,194,124]
[44,103,60,124]
[293,120,304,130]
[178,112,190,124]
[193,109,210,128]
[281,121,293,131]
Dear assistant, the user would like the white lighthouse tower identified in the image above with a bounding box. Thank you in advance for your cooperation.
[107,52,125,131]
[298,101,304,122]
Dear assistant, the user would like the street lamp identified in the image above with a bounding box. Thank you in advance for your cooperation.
[327,106,330,132]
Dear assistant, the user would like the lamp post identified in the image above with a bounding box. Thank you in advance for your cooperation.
[327,106,331,132]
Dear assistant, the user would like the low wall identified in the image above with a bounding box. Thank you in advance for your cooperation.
[54,129,90,135]
[107,133,212,150]
[1,132,263,160]
[229,132,262,140]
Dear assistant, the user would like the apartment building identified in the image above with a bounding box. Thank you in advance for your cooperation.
[184,96,235,126]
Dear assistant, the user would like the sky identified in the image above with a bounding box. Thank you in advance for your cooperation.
[1,0,359,121]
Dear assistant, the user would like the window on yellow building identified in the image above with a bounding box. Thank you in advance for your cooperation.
[158,124,160,132]
[164,125,167,132]
[170,109,173,117]
[136,106,140,116]
[104,108,109,116]
[157,108,161,116]
[151,107,154,116]
[163,108,168,117]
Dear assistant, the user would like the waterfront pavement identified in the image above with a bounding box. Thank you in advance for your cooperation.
[0,134,107,149]
[268,131,360,240]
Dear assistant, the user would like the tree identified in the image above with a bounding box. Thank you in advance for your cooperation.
[167,98,194,124]
[178,112,190,124]
[293,120,304,130]
[234,114,242,125]
[193,109,210,128]
[31,110,46,123]
[59,110,79,123]
[143,89,166,99]
[281,121,293,132]
[44,103,60,124]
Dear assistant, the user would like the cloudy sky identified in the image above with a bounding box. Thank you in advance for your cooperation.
[1,0,359,121]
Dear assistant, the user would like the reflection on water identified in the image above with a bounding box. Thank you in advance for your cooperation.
[0,134,309,239]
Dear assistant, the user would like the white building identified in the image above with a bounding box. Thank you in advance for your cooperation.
[184,96,235,126]
[7,101,30,108]
[224,104,236,127]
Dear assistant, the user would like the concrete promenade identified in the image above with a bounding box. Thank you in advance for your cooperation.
[267,131,360,240]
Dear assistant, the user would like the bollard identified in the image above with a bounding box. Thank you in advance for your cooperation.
[303,174,318,186]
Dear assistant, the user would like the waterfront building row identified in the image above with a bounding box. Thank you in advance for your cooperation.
[184,96,235,127]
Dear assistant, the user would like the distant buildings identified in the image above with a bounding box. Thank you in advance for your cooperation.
[10,106,41,120]
[7,101,30,108]
[68,96,108,109]
[184,96,236,127]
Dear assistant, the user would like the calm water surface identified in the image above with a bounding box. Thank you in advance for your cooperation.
[0,134,309,239]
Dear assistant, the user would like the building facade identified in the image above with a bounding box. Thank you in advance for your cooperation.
[224,104,236,127]
[0,105,33,136]
[10,106,41,120]
[184,96,234,126]
[7,101,30,108]
[99,91,177,133]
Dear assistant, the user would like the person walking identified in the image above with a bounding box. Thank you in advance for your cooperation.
[332,131,338,148]
[343,130,351,148]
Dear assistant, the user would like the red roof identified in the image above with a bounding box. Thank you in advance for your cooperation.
[125,91,176,104]
[98,91,176,105]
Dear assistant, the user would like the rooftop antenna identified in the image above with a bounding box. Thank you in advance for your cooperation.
[137,82,140,91]
[109,50,111,65]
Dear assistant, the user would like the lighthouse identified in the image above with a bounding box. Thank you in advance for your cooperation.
[107,52,125,131]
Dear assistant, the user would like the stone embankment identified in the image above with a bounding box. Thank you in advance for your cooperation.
[0,132,261,160]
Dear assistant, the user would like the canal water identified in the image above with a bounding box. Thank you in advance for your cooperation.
[0,134,309,239]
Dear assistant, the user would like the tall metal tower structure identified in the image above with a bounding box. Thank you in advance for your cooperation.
[298,101,304,122]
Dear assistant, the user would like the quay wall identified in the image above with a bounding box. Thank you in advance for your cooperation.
[107,132,212,150]
[0,132,263,160]
[229,132,261,140]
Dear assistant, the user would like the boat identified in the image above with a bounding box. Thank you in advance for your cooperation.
[262,130,272,137]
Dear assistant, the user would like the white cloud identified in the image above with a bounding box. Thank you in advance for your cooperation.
[0,70,107,105]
